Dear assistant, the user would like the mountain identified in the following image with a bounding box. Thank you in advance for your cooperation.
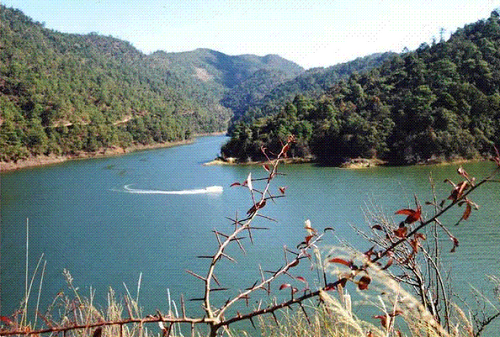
[155,48,303,89]
[221,11,500,165]
[0,6,303,162]
[223,52,396,125]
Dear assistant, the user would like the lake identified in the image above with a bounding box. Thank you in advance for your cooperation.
[1,135,500,335]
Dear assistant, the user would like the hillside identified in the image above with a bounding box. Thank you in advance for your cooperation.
[222,12,500,165]
[223,52,396,126]
[0,6,303,163]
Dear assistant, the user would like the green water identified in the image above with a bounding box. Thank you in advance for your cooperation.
[1,135,500,334]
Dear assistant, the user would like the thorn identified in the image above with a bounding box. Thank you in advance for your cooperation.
[214,231,222,247]
[247,226,254,244]
[271,311,280,327]
[247,226,270,230]
[213,230,229,238]
[229,236,247,242]
[259,264,265,282]
[249,316,257,330]
[256,214,278,222]
[189,297,205,302]
[212,273,221,286]
[234,236,247,254]
[238,293,250,306]
[264,266,283,276]
[181,294,186,318]
[299,303,311,324]
[210,288,229,292]
[245,280,259,290]
[185,270,206,281]
[221,253,237,263]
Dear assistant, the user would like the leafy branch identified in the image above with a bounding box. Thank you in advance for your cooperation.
[2,137,500,337]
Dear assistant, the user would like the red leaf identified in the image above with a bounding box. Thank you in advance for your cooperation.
[373,315,388,328]
[450,236,459,253]
[395,206,421,224]
[339,277,349,287]
[263,164,271,172]
[357,275,371,290]
[0,316,13,325]
[448,181,469,201]
[395,209,414,216]
[328,258,353,268]
[279,283,291,290]
[364,247,376,260]
[410,238,420,254]
[382,256,393,270]
[371,224,383,231]
[462,201,472,220]
[414,233,426,241]
[305,235,314,245]
[230,182,241,187]
[247,199,266,215]
[279,186,287,194]
[325,283,336,291]
[389,310,404,317]
[393,226,408,238]
[296,276,307,283]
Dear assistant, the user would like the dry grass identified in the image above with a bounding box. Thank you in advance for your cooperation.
[257,245,480,337]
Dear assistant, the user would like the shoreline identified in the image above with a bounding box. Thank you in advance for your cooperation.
[204,156,487,169]
[0,132,227,173]
[204,156,313,166]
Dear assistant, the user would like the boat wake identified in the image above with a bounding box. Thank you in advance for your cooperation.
[121,184,223,195]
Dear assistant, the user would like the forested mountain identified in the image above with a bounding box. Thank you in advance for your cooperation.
[0,6,303,162]
[224,52,396,126]
[221,11,500,165]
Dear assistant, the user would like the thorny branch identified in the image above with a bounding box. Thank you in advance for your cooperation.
[3,137,500,337]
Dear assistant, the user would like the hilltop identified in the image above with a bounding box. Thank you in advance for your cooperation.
[0,6,303,164]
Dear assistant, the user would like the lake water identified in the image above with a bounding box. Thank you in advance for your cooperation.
[1,135,500,334]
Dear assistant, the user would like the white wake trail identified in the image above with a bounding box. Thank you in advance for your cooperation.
[122,185,223,195]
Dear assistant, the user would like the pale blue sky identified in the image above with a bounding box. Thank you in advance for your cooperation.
[1,0,499,69]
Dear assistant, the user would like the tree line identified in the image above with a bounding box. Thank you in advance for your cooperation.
[222,12,500,165]
[0,6,303,162]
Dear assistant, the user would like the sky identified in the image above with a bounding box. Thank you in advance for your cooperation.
[1,0,499,69]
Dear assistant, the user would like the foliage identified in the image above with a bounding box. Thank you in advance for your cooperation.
[0,6,303,162]
[222,13,500,165]
[225,52,395,132]
[3,139,500,337]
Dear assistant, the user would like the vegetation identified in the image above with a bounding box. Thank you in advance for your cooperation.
[0,6,303,163]
[222,11,500,165]
[225,52,396,129]
[3,139,500,337]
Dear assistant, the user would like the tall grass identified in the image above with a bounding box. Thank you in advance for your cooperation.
[258,245,480,337]
[2,139,500,337]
